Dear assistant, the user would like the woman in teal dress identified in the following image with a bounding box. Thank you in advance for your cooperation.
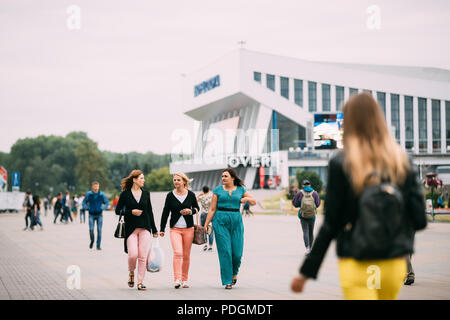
[203,168,256,289]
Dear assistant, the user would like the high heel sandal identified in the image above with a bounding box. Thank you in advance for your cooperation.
[128,273,134,288]
[225,284,232,290]
[137,283,147,291]
[232,278,237,286]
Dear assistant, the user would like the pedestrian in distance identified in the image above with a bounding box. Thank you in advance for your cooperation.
[43,196,49,217]
[241,201,253,217]
[78,193,86,223]
[115,170,158,291]
[61,191,73,224]
[30,195,43,231]
[197,186,214,252]
[160,173,200,289]
[53,193,63,224]
[291,93,427,300]
[203,168,256,289]
[23,191,33,231]
[82,181,109,250]
[71,195,78,223]
[292,179,321,256]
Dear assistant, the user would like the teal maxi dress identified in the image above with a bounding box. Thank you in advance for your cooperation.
[212,185,246,286]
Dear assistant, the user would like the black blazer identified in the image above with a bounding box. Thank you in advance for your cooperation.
[115,188,158,253]
[300,151,427,279]
[160,190,200,233]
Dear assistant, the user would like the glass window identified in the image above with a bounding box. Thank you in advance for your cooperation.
[377,92,386,118]
[272,111,306,151]
[308,81,317,112]
[349,88,358,96]
[322,83,330,112]
[294,79,303,107]
[432,99,441,152]
[336,86,344,111]
[391,94,400,142]
[280,76,289,99]
[447,101,450,152]
[418,98,427,152]
[266,74,275,91]
[253,72,261,83]
[404,96,414,151]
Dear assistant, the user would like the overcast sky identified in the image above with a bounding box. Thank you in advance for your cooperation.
[1,0,449,155]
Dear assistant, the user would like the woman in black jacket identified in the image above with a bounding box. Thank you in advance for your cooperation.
[291,93,427,300]
[159,172,200,289]
[115,170,158,291]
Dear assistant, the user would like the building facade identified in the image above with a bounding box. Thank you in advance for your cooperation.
[170,49,450,191]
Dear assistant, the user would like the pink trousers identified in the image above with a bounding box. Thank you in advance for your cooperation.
[170,227,194,281]
[127,228,151,282]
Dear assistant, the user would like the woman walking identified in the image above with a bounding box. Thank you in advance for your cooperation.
[291,93,427,300]
[30,195,43,231]
[115,170,158,291]
[203,168,256,289]
[159,173,200,289]
[197,186,214,251]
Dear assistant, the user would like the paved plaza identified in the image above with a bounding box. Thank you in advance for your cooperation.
[0,191,449,300]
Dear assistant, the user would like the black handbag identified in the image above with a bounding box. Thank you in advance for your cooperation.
[114,207,125,239]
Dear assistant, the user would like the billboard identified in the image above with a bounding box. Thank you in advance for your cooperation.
[0,166,7,191]
[313,113,344,150]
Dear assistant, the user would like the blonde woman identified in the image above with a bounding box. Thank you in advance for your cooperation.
[291,93,427,300]
[159,173,200,289]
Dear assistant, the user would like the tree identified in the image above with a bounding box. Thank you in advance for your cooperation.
[145,167,173,192]
[74,140,111,192]
[296,170,323,193]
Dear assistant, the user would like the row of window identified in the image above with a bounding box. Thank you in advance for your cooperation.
[254,71,450,153]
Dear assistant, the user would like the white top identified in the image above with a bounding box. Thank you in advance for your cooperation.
[173,190,188,228]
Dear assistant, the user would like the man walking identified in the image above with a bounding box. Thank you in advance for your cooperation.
[292,180,321,256]
[23,191,33,231]
[53,193,63,224]
[82,181,109,250]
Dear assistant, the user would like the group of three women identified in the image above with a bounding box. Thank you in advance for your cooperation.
[115,168,255,291]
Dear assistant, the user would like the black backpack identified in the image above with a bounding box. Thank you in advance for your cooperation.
[350,178,405,260]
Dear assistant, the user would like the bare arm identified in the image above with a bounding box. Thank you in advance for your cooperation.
[241,192,256,206]
[203,194,218,227]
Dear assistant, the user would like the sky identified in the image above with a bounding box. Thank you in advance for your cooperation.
[1,0,449,155]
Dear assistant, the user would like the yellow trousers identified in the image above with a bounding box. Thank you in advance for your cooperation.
[338,257,407,300]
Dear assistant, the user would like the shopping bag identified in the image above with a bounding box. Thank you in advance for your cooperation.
[147,238,164,272]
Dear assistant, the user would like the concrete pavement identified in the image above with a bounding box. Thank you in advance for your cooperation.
[0,191,449,300]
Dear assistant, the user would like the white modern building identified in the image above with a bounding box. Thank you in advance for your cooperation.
[170,49,450,191]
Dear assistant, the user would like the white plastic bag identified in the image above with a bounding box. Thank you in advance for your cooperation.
[147,238,164,272]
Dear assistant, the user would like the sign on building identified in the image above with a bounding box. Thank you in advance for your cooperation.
[194,75,220,97]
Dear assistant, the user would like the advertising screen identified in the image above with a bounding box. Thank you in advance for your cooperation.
[313,113,344,150]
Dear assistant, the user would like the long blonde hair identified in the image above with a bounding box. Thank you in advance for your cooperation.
[342,93,410,194]
[174,172,193,190]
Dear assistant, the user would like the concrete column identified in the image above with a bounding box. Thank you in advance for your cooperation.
[386,92,392,137]
[399,94,406,149]
[413,96,419,154]
[441,99,446,154]
[331,85,336,112]
[427,98,432,154]
[303,79,309,111]
[289,77,295,103]
[344,86,350,103]
[317,82,322,113]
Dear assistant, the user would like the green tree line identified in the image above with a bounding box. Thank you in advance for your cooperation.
[0,132,174,196]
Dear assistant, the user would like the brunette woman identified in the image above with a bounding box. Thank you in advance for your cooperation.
[159,173,200,289]
[115,170,158,291]
[203,168,256,289]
